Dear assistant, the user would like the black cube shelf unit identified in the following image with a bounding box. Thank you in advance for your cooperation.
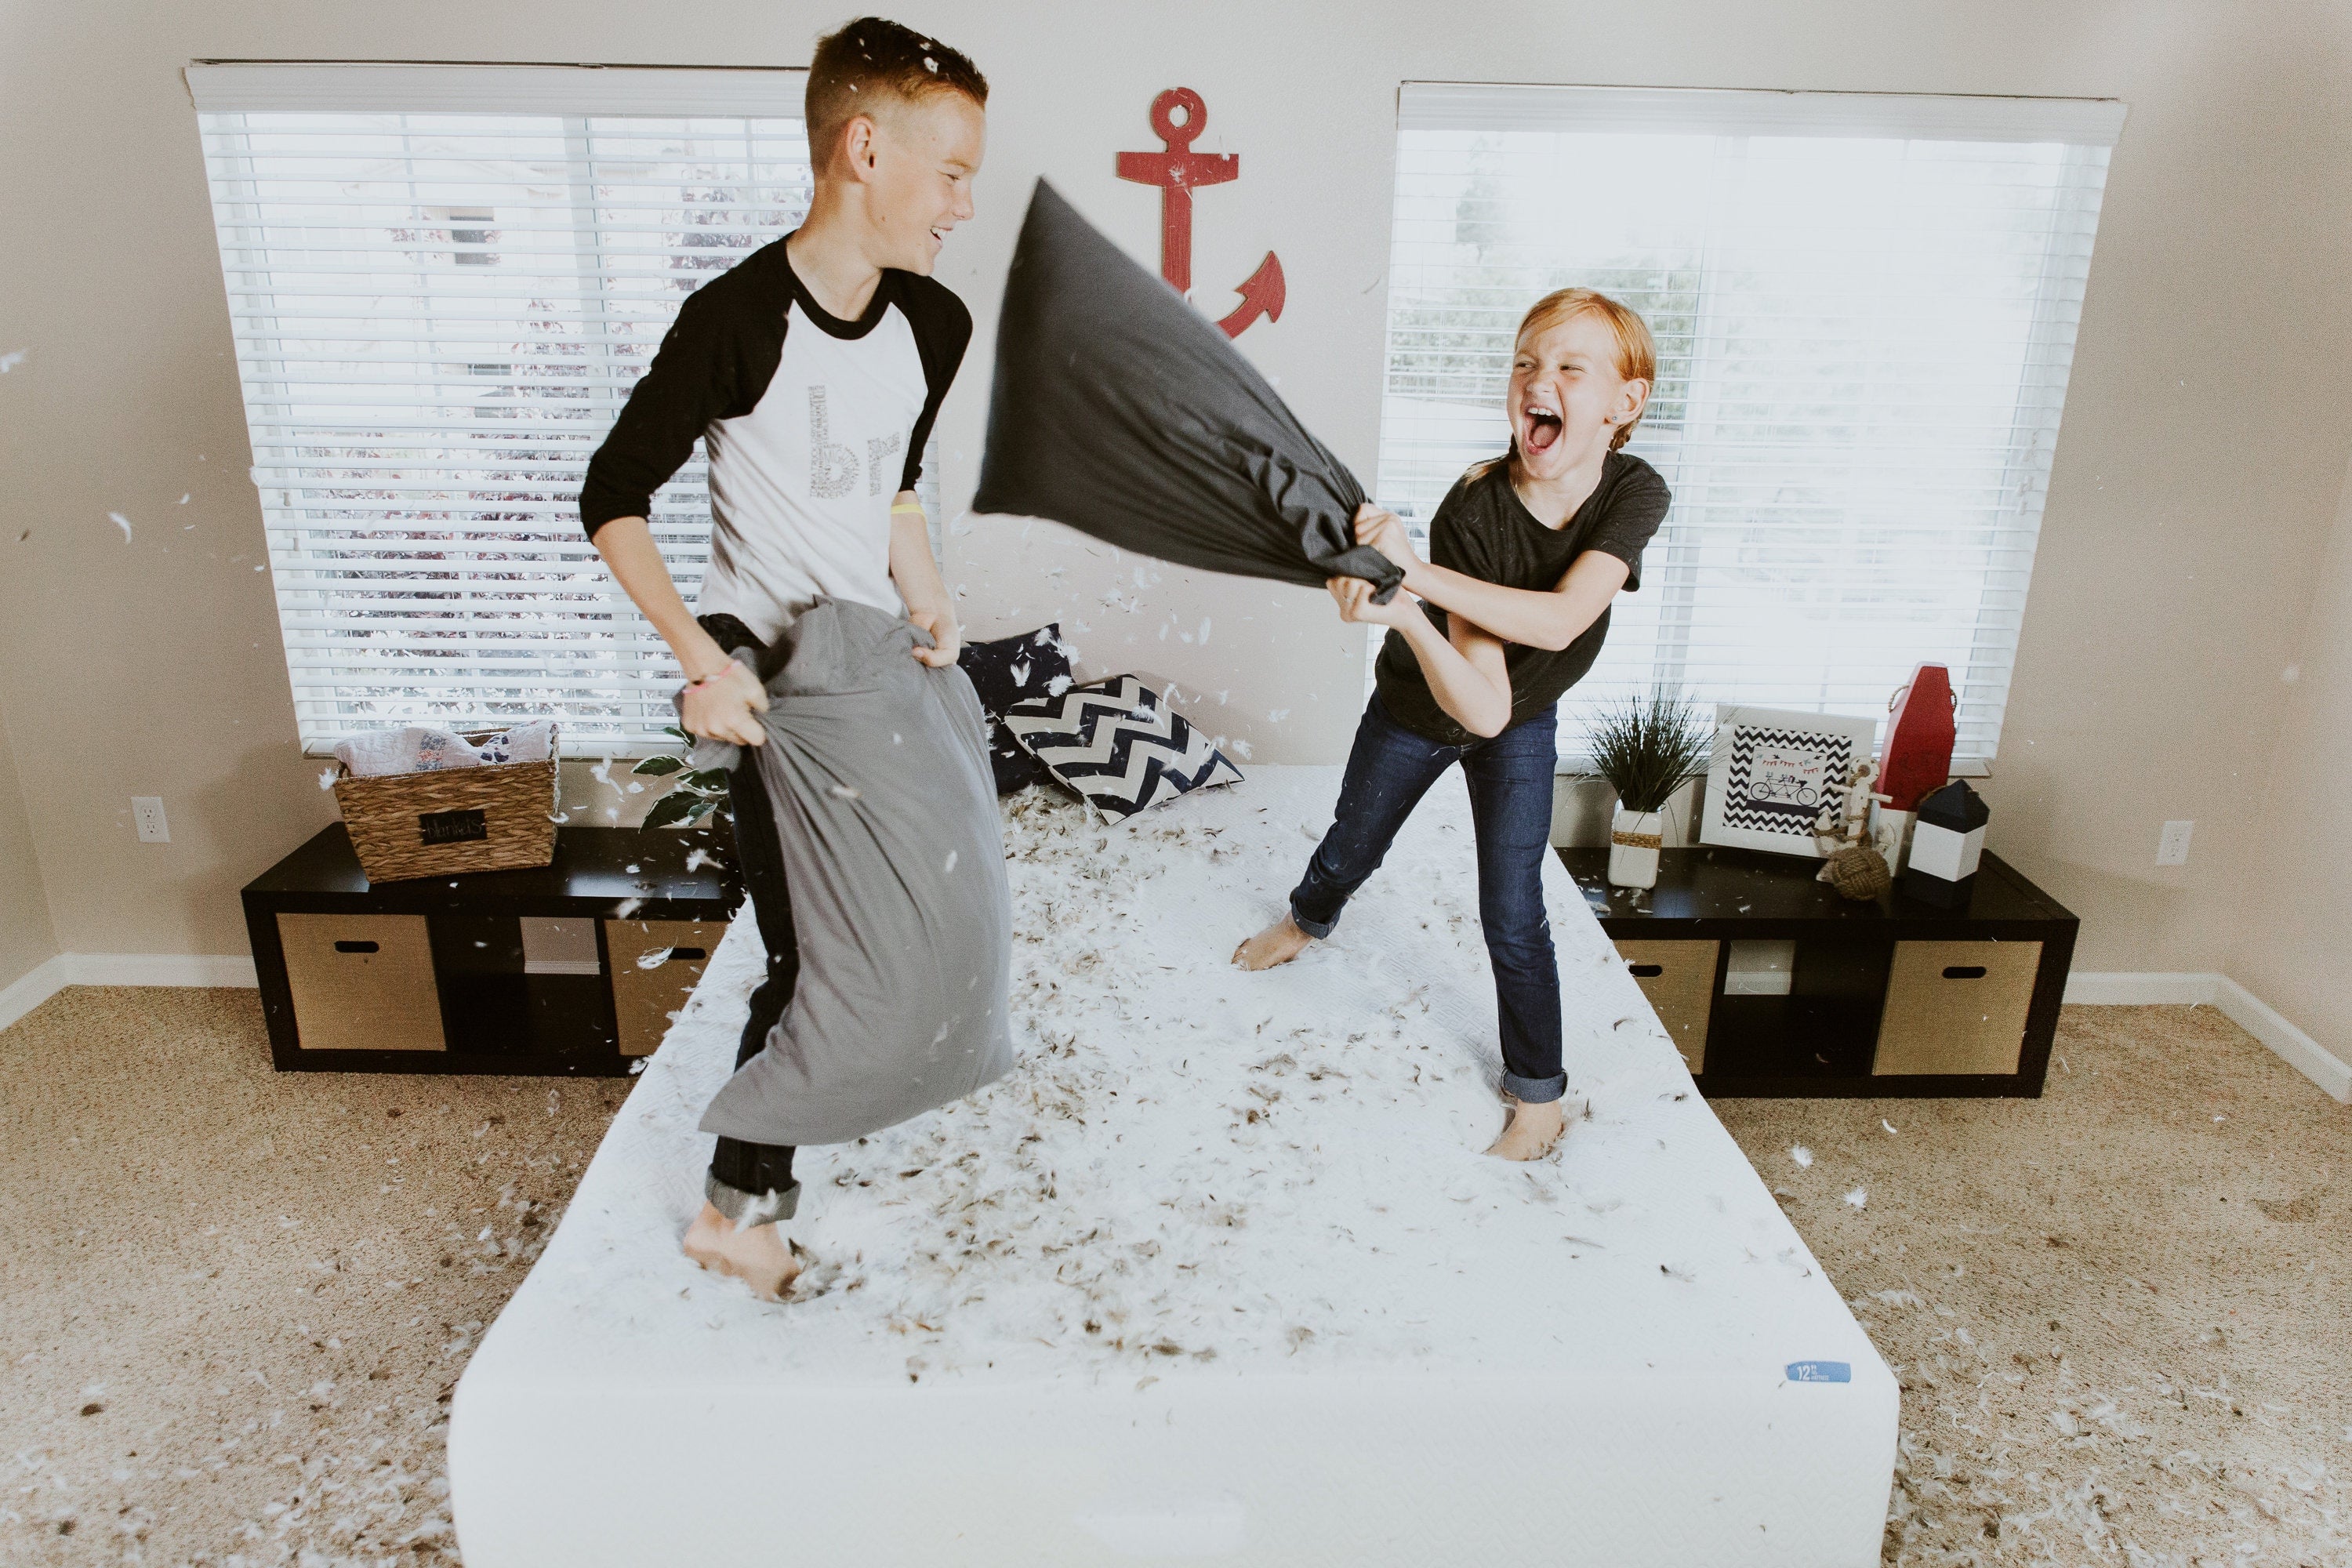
[241,824,742,1076]
[1559,845,2078,1097]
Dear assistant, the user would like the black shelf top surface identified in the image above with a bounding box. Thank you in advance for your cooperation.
[245,822,742,914]
[1557,845,2074,929]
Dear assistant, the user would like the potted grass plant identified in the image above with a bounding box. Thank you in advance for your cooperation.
[1587,691,1713,889]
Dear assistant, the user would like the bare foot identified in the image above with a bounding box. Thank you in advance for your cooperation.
[1233,913,1315,971]
[1485,1098,1568,1161]
[681,1200,801,1300]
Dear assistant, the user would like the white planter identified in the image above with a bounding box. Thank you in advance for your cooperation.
[1609,808,1664,889]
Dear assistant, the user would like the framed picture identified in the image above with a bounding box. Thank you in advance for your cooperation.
[1698,705,1882,858]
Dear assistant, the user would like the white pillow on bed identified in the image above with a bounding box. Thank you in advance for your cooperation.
[1000,674,1243,822]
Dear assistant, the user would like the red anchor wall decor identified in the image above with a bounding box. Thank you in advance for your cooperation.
[1116,87,1286,339]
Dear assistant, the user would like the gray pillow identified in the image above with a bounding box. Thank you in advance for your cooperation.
[684,598,1014,1147]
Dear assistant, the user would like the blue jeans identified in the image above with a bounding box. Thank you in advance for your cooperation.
[1289,693,1566,1104]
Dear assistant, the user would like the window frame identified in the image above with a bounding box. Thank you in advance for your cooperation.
[1373,82,2125,776]
[189,63,952,760]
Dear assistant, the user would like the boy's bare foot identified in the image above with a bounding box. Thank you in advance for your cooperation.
[681,1200,801,1301]
[1233,913,1315,971]
[1486,1098,1567,1161]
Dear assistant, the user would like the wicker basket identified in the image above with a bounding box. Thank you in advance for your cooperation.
[332,728,560,883]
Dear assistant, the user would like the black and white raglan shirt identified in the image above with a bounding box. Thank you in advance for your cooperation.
[579,236,971,645]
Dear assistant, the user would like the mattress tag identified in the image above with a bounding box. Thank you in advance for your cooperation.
[1786,1359,1852,1383]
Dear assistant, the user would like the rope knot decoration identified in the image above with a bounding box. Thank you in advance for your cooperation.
[1815,757,1894,902]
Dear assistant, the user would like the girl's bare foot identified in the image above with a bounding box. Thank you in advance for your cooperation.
[681,1200,801,1300]
[1233,913,1315,971]
[1486,1098,1567,1161]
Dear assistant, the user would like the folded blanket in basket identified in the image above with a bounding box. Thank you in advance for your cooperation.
[332,721,556,779]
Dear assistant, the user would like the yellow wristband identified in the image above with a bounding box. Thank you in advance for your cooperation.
[891,502,926,515]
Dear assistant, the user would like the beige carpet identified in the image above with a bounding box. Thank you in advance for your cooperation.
[0,987,615,1566]
[1713,1006,2348,1566]
[0,987,2344,1566]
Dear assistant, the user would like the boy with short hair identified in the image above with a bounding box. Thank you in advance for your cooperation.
[579,16,989,1298]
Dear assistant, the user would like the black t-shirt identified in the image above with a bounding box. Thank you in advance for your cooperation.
[1374,451,1671,746]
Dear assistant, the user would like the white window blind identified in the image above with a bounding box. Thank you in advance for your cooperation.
[191,63,939,758]
[1377,84,2123,769]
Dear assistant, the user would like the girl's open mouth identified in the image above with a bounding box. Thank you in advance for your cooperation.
[1523,408,1563,455]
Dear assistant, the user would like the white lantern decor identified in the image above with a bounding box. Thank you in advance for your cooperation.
[1901,780,1991,907]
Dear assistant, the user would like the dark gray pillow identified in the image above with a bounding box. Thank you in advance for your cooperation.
[956,624,1076,795]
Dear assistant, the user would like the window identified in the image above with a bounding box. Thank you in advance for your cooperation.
[193,63,939,757]
[1377,84,2123,769]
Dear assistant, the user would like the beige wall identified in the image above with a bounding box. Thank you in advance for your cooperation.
[2228,458,2352,1051]
[1969,1,2352,979]
[2,0,2350,1010]
[0,688,59,993]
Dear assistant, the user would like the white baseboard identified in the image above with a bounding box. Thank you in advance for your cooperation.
[0,952,258,1034]
[2209,977,2352,1105]
[2061,971,2218,1006]
[0,955,73,1033]
[2066,970,2352,1105]
[65,953,258,989]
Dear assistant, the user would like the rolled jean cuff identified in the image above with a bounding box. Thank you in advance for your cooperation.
[1287,898,1338,941]
[1501,1070,1568,1105]
[705,1171,800,1228]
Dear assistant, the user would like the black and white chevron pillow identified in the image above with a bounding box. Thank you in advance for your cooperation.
[1000,676,1243,822]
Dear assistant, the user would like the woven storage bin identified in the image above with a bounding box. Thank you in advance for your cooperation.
[332,728,559,883]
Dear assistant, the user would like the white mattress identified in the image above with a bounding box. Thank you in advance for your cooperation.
[451,765,1895,1566]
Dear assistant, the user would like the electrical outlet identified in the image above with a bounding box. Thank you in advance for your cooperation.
[132,796,169,843]
[2157,818,2193,866]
